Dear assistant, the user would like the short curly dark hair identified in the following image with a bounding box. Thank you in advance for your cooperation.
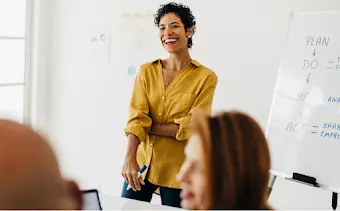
[154,2,196,49]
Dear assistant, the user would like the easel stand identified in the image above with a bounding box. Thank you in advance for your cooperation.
[268,173,338,210]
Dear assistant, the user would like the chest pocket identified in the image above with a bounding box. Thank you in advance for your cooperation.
[170,93,196,117]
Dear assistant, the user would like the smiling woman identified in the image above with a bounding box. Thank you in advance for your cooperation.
[120,2,218,208]
[154,3,196,51]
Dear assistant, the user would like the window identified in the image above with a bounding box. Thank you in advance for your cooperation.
[0,86,24,121]
[0,0,27,37]
[0,0,28,122]
[0,39,26,83]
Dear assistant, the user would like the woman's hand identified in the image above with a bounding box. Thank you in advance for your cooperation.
[121,153,144,191]
[121,133,144,191]
[149,122,159,135]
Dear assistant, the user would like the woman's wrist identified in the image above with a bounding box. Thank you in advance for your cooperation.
[125,151,137,159]
[150,122,160,134]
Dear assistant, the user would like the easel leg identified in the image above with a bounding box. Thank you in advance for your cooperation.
[332,192,338,210]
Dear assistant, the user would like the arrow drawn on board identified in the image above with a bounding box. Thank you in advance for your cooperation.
[300,105,304,115]
[306,73,311,83]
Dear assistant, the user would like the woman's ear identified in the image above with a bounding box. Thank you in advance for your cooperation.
[186,27,194,38]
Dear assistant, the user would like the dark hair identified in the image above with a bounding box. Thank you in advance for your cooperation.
[154,2,196,48]
[193,110,272,210]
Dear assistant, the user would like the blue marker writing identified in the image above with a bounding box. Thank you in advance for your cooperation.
[126,165,147,190]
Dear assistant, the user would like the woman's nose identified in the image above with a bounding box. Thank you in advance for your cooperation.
[177,163,189,183]
[164,27,173,36]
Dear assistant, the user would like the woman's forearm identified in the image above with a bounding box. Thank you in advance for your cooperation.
[149,123,179,138]
[126,133,140,157]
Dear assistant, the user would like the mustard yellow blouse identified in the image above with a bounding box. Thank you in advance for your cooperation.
[124,59,218,189]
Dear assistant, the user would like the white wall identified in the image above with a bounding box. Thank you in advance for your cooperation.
[32,0,340,209]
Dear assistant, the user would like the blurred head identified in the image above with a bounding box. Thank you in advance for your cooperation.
[177,111,271,210]
[0,119,83,210]
[154,2,196,54]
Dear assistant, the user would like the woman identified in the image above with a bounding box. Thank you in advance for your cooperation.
[177,111,272,210]
[121,2,218,208]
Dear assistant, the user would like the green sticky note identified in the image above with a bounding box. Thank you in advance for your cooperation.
[128,65,136,76]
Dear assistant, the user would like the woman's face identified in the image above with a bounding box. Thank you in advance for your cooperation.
[158,13,192,54]
[177,134,210,210]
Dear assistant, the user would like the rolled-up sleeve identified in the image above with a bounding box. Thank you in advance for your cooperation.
[124,67,152,142]
[174,73,218,141]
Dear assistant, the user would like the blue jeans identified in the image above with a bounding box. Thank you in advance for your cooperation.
[121,180,181,208]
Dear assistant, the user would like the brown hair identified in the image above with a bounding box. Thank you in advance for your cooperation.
[192,110,272,210]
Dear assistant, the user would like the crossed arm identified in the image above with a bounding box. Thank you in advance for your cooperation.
[125,70,218,142]
[149,74,218,140]
[149,123,179,138]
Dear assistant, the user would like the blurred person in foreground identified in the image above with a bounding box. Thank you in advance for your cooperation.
[0,119,83,209]
[177,110,273,210]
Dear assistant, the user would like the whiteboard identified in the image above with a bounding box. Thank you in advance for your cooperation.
[266,10,340,191]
